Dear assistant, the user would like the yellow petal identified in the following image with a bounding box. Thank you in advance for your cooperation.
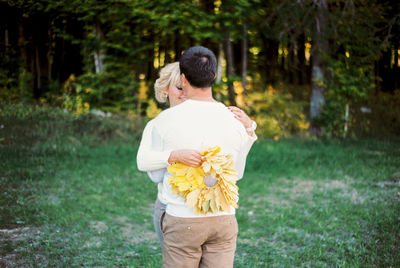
[186,189,201,209]
[209,191,217,213]
[202,199,210,212]
[215,187,230,212]
[202,161,211,173]
[167,163,189,176]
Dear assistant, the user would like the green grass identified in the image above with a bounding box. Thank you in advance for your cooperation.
[1,104,399,267]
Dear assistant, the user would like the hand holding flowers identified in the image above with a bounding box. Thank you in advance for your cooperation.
[167,146,239,215]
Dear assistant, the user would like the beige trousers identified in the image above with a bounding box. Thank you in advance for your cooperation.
[162,213,238,268]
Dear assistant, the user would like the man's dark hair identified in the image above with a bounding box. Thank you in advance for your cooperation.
[179,46,217,88]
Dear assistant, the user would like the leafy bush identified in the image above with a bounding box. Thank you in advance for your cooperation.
[146,99,162,119]
[0,103,145,150]
[352,89,400,137]
[241,85,309,138]
[314,58,374,137]
[0,67,34,103]
[62,75,91,116]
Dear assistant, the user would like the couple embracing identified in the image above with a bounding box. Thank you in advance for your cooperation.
[137,46,257,268]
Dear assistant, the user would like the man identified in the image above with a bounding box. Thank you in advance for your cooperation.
[148,46,255,267]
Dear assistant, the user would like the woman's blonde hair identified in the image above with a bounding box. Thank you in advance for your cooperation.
[154,62,180,103]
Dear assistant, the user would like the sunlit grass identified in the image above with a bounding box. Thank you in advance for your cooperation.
[1,104,399,267]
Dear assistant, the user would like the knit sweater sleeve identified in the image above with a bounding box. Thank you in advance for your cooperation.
[136,120,172,173]
[235,131,257,180]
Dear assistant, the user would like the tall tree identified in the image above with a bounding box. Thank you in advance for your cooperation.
[225,33,237,105]
[309,0,329,135]
[241,21,248,94]
[93,20,104,73]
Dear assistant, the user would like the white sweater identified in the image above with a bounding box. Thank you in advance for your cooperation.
[136,119,170,204]
[136,99,257,217]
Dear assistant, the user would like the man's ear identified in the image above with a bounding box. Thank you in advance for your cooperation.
[181,73,188,86]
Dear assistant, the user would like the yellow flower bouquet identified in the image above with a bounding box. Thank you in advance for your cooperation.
[167,146,239,215]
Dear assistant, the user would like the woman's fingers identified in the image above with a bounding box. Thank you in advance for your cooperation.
[228,106,242,113]
[231,111,243,118]
[228,106,245,117]
[228,106,252,128]
[176,150,204,167]
[229,109,243,117]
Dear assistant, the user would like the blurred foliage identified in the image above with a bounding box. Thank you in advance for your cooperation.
[355,89,400,137]
[0,69,34,102]
[70,71,140,114]
[62,75,90,116]
[235,84,309,139]
[0,0,399,138]
[146,99,162,119]
[314,57,375,137]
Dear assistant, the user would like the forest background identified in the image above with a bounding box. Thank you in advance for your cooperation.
[1,1,400,266]
[1,0,399,138]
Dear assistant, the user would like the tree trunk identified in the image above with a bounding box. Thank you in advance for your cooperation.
[57,28,65,82]
[146,31,156,81]
[310,0,329,135]
[93,21,104,73]
[5,23,9,52]
[174,29,181,61]
[297,33,306,85]
[157,42,162,69]
[241,22,248,94]
[288,43,296,84]
[47,25,55,80]
[225,33,236,106]
[35,45,41,91]
[378,50,391,91]
[165,38,172,64]
[394,47,399,90]
[260,35,279,84]
[147,48,154,81]
[18,17,28,69]
[280,43,286,73]
[216,42,224,84]
[343,102,349,138]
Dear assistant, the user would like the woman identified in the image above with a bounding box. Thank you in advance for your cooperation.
[136,62,257,243]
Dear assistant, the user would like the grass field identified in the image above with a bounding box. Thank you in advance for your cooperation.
[1,104,399,267]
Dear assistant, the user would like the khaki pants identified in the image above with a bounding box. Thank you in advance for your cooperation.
[161,213,238,268]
